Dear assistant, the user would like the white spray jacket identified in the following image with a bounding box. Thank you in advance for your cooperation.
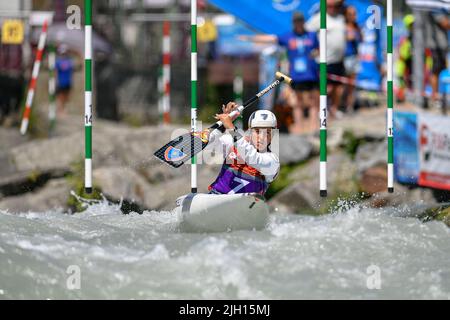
[208,128,280,183]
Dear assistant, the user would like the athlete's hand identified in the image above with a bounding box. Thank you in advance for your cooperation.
[193,128,210,141]
[222,102,239,114]
[214,112,239,129]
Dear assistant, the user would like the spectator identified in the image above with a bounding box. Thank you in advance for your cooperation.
[55,44,81,115]
[306,0,346,119]
[424,9,450,107]
[343,5,362,112]
[239,11,320,133]
[278,12,319,133]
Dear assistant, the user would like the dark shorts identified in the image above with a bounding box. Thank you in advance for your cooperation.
[57,85,72,94]
[327,62,346,84]
[431,49,447,74]
[291,81,319,91]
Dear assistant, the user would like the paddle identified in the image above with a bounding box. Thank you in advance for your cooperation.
[153,71,293,168]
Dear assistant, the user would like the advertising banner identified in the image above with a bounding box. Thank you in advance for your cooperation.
[394,112,420,184]
[418,113,450,190]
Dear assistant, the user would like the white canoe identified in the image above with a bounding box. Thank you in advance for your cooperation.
[176,193,269,233]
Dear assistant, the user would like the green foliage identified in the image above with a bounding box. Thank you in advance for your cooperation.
[342,130,365,160]
[66,159,102,212]
[436,207,450,227]
[27,170,41,183]
[199,83,220,123]
[420,205,450,227]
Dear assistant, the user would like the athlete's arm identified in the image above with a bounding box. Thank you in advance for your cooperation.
[238,34,277,44]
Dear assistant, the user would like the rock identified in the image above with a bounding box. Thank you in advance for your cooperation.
[93,166,166,210]
[276,133,312,165]
[354,141,386,174]
[330,108,385,141]
[269,152,359,213]
[268,181,319,214]
[0,169,68,197]
[0,127,28,150]
[0,127,28,176]
[0,178,70,213]
[153,164,222,210]
[9,133,83,173]
[0,152,17,177]
[307,127,345,156]
[359,165,387,195]
[363,183,438,208]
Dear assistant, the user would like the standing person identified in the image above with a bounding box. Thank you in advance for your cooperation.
[306,0,346,119]
[55,44,76,115]
[424,9,450,108]
[279,12,320,133]
[239,11,320,133]
[343,5,362,112]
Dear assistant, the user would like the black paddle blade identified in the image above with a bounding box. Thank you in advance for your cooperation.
[153,132,209,168]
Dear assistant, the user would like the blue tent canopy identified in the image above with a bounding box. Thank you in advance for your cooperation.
[208,0,375,36]
[209,0,384,91]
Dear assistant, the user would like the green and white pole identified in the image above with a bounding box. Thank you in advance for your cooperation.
[387,0,394,193]
[191,0,198,194]
[84,0,93,194]
[157,66,163,123]
[233,68,243,129]
[48,44,56,134]
[319,0,327,197]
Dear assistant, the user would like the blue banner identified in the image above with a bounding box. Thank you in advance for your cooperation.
[394,112,419,184]
[439,68,450,94]
[356,21,383,91]
[208,0,374,36]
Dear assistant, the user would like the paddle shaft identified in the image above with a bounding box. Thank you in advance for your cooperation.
[209,73,291,132]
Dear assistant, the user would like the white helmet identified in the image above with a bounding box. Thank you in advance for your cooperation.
[248,110,277,128]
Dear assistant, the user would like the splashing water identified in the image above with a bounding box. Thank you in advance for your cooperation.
[0,198,449,299]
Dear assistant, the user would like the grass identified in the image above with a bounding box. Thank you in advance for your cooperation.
[265,161,308,200]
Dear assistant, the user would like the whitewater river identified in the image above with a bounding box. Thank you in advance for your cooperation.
[0,199,449,299]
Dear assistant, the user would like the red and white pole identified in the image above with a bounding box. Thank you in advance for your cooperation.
[20,20,48,135]
[162,21,171,124]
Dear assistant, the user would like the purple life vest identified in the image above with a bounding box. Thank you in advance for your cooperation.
[209,146,269,195]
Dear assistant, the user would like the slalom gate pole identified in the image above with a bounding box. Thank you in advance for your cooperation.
[157,66,163,123]
[20,20,48,135]
[85,0,93,194]
[162,21,171,124]
[233,67,243,129]
[387,0,394,193]
[319,0,327,197]
[48,44,56,134]
[191,0,198,194]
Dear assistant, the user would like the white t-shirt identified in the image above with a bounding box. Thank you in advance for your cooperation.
[305,13,346,64]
